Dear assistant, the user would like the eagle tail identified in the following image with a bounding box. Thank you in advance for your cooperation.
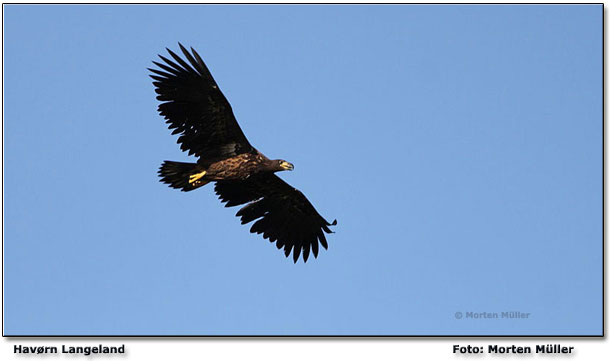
[158,161,209,191]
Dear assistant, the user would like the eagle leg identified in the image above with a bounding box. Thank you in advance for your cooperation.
[188,170,207,185]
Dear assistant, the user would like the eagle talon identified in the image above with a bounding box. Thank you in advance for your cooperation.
[188,170,207,185]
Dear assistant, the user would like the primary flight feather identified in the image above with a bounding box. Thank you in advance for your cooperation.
[150,44,336,262]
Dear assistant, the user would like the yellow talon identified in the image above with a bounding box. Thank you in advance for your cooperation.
[188,170,207,185]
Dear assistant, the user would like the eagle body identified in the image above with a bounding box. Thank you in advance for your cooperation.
[151,44,336,262]
[201,152,275,181]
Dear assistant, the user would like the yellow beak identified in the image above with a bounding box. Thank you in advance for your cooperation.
[280,161,294,171]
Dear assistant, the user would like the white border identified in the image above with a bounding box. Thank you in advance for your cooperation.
[1,1,607,359]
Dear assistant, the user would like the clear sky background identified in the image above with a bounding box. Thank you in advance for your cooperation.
[3,4,602,336]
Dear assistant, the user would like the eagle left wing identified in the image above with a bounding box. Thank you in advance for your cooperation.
[149,44,255,160]
[215,174,336,263]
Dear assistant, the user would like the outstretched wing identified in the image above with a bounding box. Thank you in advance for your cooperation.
[149,44,255,159]
[215,174,337,263]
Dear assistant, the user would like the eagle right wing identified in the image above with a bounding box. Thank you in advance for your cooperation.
[149,44,255,159]
[215,174,337,263]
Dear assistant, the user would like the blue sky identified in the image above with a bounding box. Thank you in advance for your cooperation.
[3,4,602,335]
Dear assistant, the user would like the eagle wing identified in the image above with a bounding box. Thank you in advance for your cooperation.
[149,44,254,159]
[215,174,337,263]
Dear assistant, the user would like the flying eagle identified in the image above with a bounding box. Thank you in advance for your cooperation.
[150,44,336,262]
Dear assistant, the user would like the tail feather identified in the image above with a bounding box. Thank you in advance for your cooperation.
[158,161,208,192]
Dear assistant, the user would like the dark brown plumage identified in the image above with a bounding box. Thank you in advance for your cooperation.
[151,44,336,262]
